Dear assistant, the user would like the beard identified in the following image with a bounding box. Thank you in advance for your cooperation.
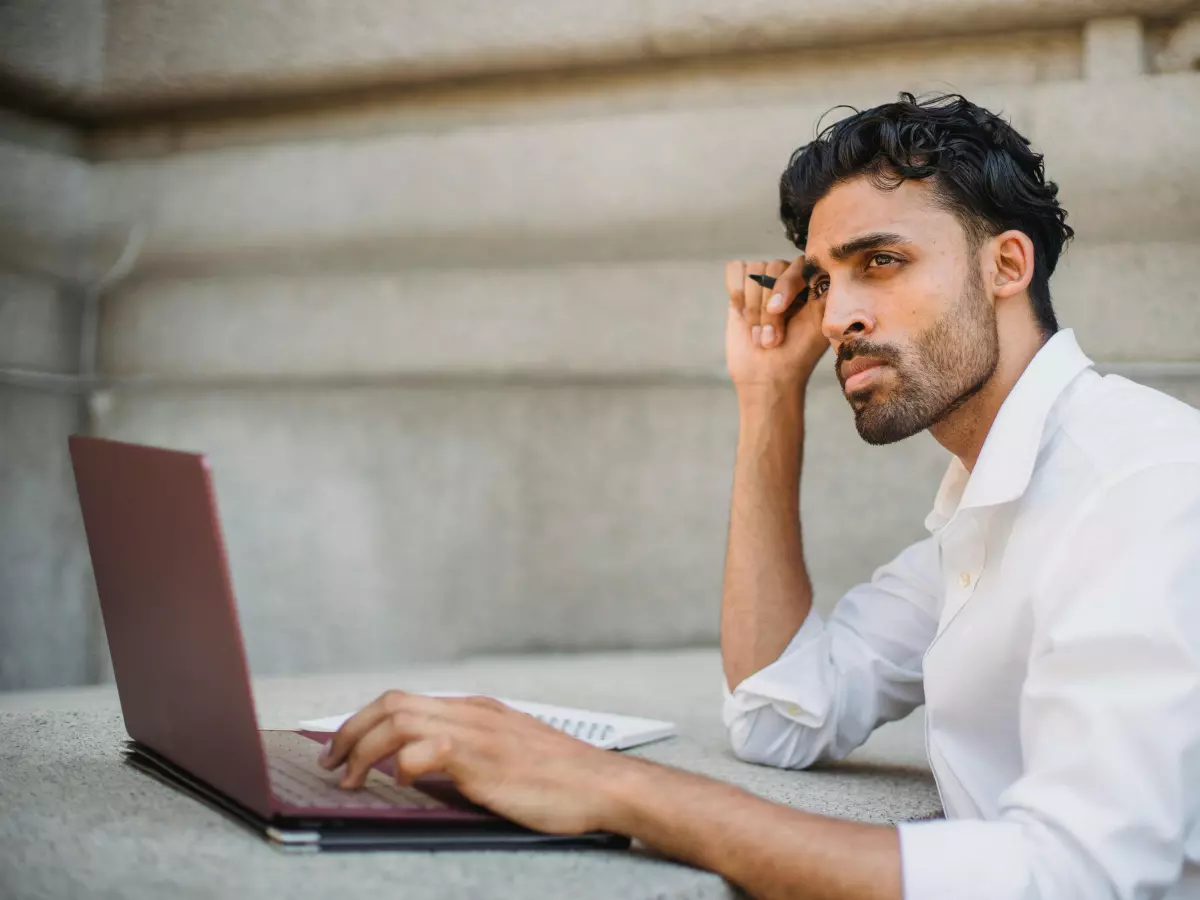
[838,267,999,446]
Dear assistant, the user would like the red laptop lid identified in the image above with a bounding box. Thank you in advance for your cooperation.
[69,435,273,818]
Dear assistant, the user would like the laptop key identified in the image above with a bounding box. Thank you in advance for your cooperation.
[262,731,448,810]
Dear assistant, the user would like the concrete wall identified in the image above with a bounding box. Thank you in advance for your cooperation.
[0,114,97,688]
[2,2,1198,687]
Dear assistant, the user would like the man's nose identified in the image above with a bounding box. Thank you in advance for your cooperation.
[821,283,876,343]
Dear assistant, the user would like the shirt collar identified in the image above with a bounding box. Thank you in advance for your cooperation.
[924,328,1093,533]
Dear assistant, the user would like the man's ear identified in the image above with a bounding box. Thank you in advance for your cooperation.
[990,230,1035,299]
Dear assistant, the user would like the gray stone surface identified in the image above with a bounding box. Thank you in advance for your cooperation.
[89,0,1190,109]
[99,243,1200,381]
[3,0,1199,700]
[87,78,1200,275]
[1051,242,1200,363]
[0,0,104,103]
[92,30,1078,161]
[86,371,947,676]
[0,138,88,229]
[100,261,732,379]
[0,650,937,900]
[0,271,79,372]
[1083,16,1147,80]
[81,367,1199,681]
[0,387,94,689]
[0,134,96,691]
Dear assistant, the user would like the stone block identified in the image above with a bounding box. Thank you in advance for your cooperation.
[101,0,652,105]
[0,139,111,286]
[0,270,80,372]
[1031,75,1200,245]
[0,140,90,238]
[1156,14,1200,73]
[16,366,1196,686]
[91,30,1076,161]
[0,386,93,689]
[1051,241,1200,362]
[0,0,103,103]
[99,261,730,379]
[89,372,950,676]
[89,77,1200,274]
[1083,17,1146,80]
[93,0,1186,109]
[99,239,1198,389]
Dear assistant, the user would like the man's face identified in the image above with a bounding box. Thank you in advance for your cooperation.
[803,175,1000,445]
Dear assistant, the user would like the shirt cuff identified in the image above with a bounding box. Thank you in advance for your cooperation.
[899,819,1029,900]
[721,608,834,730]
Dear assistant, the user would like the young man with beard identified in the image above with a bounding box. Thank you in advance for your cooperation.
[319,94,1200,899]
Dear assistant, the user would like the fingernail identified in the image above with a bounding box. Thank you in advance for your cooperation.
[318,740,333,767]
[761,324,775,347]
[767,293,785,312]
[751,325,762,345]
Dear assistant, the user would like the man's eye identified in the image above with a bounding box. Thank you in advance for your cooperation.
[868,253,898,267]
[811,280,830,297]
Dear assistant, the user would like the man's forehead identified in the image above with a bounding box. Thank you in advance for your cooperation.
[804,176,953,260]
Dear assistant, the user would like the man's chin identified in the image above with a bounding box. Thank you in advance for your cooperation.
[851,401,929,446]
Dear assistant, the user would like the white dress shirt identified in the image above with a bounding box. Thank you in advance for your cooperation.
[723,329,1200,899]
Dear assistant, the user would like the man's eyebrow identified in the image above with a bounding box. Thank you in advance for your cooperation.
[828,231,912,262]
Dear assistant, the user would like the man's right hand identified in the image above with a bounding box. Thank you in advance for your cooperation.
[724,258,828,394]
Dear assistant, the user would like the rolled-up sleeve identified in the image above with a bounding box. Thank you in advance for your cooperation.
[899,463,1200,899]
[723,534,942,768]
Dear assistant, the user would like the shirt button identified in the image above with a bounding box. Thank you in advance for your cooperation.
[785,703,801,716]
[958,571,972,588]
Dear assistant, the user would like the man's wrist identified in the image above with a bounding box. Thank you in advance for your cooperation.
[590,753,662,836]
[735,378,808,417]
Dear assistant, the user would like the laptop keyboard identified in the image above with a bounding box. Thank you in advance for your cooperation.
[262,731,448,810]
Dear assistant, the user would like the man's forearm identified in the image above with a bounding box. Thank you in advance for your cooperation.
[600,756,902,900]
[721,383,815,689]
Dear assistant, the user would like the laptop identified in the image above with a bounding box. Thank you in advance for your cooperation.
[68,435,629,853]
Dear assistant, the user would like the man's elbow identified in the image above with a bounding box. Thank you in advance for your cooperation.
[726,705,833,770]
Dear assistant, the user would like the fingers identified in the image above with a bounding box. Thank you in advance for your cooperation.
[395,735,456,785]
[340,711,428,788]
[774,255,809,321]
[742,260,767,347]
[725,260,746,319]
[320,693,395,772]
[322,690,441,773]
[323,692,516,789]
[725,257,808,350]
[757,259,792,349]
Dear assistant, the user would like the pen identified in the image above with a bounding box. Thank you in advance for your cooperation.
[747,273,809,309]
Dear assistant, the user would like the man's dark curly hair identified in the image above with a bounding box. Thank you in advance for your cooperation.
[779,92,1073,337]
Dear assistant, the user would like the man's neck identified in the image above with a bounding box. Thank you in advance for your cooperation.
[929,316,1047,472]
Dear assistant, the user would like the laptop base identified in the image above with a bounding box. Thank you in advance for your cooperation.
[123,741,631,853]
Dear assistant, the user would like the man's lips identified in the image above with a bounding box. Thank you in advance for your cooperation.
[840,357,889,392]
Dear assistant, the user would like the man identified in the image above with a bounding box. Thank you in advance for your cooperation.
[320,94,1200,898]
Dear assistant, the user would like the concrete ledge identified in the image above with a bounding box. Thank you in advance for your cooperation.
[4,0,1192,113]
[99,242,1200,385]
[87,29,1079,161]
[89,75,1200,276]
[0,654,937,899]
[0,0,103,108]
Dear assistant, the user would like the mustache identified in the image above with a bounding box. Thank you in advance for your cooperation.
[836,339,904,383]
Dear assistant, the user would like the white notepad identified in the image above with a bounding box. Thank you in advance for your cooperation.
[299,692,676,751]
